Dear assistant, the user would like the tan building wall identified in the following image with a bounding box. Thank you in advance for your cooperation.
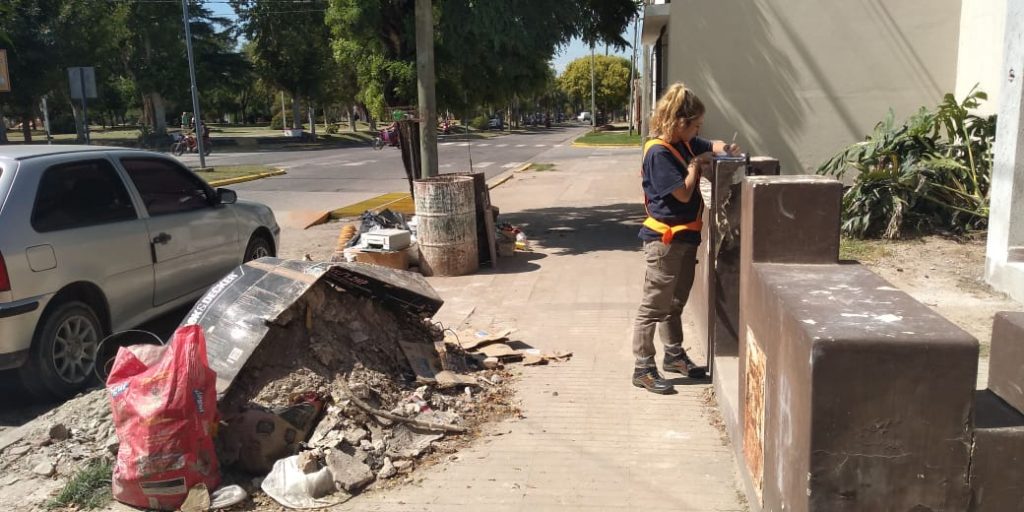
[661,0,961,174]
[955,0,1006,116]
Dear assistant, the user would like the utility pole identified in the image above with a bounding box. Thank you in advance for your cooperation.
[628,15,639,136]
[415,0,438,178]
[181,0,206,168]
[590,43,596,131]
[281,92,287,131]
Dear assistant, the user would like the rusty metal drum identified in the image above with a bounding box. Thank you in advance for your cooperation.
[413,175,478,276]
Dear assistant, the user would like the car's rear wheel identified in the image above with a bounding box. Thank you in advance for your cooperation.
[19,301,103,400]
[243,234,274,263]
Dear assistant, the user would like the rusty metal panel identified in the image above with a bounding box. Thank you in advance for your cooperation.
[987,312,1024,414]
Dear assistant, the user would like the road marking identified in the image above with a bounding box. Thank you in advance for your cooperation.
[478,143,491,147]
[516,144,526,147]
[535,144,547,147]
[342,160,377,166]
[554,144,564,147]
[496,144,508,148]
[441,142,455,146]
[458,142,470,147]
[502,162,523,169]
[476,162,495,168]
[440,163,453,168]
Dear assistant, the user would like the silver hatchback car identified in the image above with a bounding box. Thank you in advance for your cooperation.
[0,146,280,399]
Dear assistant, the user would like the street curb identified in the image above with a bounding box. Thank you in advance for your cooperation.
[306,163,534,229]
[487,162,532,190]
[570,141,642,148]
[207,168,287,187]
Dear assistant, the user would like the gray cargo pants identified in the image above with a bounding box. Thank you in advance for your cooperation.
[632,240,699,368]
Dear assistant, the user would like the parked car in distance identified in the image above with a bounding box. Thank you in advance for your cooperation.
[0,146,280,399]
[487,116,504,130]
[577,112,591,122]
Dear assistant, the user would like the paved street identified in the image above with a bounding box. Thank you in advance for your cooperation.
[175,126,588,228]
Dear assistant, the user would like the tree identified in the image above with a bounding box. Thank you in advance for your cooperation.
[325,0,639,118]
[558,54,632,119]
[233,0,335,130]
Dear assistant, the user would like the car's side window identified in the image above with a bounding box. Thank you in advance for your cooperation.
[120,158,212,216]
[31,159,138,233]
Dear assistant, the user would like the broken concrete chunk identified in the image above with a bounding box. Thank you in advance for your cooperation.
[483,357,501,369]
[326,450,375,493]
[434,370,479,390]
[377,457,397,480]
[342,428,368,446]
[393,459,413,472]
[387,423,444,459]
[105,435,119,456]
[297,451,321,474]
[31,460,55,477]
[180,483,211,512]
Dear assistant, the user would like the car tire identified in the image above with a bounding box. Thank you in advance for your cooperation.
[18,301,104,401]
[243,234,275,263]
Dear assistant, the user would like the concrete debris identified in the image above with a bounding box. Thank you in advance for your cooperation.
[393,459,413,472]
[326,450,374,493]
[31,460,55,477]
[297,450,321,474]
[377,457,397,480]
[180,484,211,512]
[387,423,443,459]
[343,427,369,446]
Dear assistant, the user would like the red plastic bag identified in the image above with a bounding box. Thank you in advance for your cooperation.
[106,324,220,510]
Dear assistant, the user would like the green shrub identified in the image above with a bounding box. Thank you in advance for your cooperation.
[471,115,489,131]
[818,87,996,239]
[270,112,284,130]
[325,123,339,134]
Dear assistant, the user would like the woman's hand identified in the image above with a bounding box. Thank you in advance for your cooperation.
[691,152,714,176]
[723,143,742,156]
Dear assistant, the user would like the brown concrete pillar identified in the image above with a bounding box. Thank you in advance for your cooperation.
[970,389,1024,512]
[737,176,977,511]
[987,312,1024,413]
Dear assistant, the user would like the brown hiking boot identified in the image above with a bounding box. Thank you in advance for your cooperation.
[663,352,708,379]
[632,367,674,394]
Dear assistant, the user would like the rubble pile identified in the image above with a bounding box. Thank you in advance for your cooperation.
[0,259,569,510]
[0,388,115,484]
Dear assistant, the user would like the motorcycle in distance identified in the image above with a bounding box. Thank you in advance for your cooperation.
[373,124,401,150]
[440,119,452,135]
[170,130,212,156]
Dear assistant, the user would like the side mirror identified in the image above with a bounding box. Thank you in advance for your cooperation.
[217,188,237,205]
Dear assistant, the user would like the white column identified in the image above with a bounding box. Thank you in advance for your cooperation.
[985,0,1024,302]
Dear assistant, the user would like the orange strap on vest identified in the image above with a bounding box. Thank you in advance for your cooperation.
[642,138,704,245]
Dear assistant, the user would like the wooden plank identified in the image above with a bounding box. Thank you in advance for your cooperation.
[483,206,498,268]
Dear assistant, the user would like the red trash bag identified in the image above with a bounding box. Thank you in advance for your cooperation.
[106,324,220,510]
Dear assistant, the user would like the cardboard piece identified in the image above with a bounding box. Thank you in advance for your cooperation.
[350,248,409,270]
[398,340,443,382]
[476,343,522,360]
[446,328,515,351]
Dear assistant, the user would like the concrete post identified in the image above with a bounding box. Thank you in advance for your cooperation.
[415,0,438,178]
[985,0,1024,302]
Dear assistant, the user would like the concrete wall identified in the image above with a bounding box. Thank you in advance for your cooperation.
[662,0,961,173]
[955,0,1006,115]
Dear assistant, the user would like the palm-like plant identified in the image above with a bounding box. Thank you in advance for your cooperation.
[818,88,996,239]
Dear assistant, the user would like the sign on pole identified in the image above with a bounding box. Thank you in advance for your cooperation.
[68,67,97,99]
[0,50,10,93]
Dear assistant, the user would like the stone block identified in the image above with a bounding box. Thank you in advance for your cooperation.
[970,389,1024,512]
[742,262,977,511]
[987,312,1024,414]
[740,176,841,265]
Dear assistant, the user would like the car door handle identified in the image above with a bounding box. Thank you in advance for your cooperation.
[152,233,172,245]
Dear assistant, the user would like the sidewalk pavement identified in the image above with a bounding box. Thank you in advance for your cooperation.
[338,146,747,511]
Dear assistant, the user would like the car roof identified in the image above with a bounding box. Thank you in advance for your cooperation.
[0,145,147,162]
